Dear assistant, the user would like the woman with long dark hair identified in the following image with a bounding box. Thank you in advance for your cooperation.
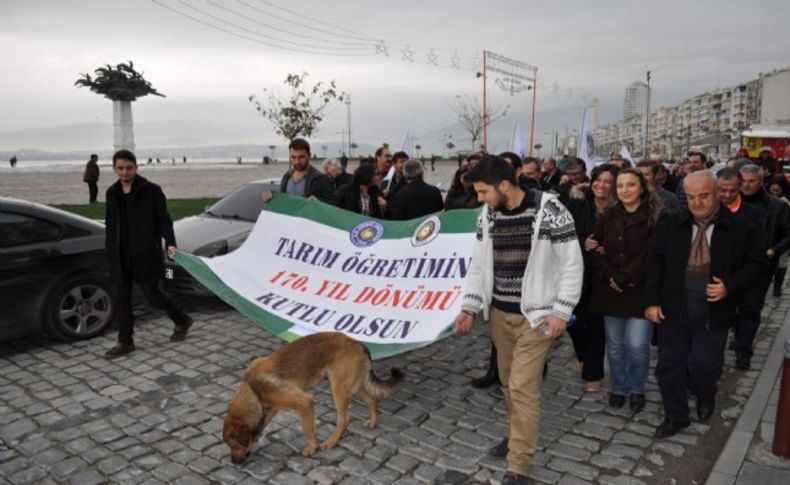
[445,165,481,210]
[588,168,663,413]
[334,163,386,218]
[566,163,620,393]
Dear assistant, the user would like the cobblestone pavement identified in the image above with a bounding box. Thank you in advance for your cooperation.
[0,294,786,485]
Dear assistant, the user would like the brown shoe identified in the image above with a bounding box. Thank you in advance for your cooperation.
[104,342,135,359]
[586,381,601,393]
[170,319,193,342]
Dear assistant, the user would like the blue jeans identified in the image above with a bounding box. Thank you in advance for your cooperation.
[603,316,653,395]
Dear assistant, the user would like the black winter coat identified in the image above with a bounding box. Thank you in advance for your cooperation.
[334,184,385,218]
[645,206,770,328]
[279,165,335,204]
[741,189,790,264]
[388,179,444,221]
[105,175,175,283]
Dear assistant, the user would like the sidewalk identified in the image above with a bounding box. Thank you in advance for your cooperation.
[0,294,788,484]
[707,297,790,485]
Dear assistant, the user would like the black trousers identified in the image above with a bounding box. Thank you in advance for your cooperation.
[115,266,190,344]
[733,276,771,358]
[87,181,98,203]
[567,310,605,381]
[655,314,728,422]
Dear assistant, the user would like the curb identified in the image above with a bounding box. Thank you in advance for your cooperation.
[706,306,790,484]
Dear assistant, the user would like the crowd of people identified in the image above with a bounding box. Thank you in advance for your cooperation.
[267,138,786,484]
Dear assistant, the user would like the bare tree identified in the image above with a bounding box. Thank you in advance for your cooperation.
[450,95,508,151]
[250,72,345,142]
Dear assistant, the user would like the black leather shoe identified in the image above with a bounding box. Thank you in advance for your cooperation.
[471,368,499,388]
[653,418,690,438]
[501,472,531,484]
[629,393,645,414]
[735,354,751,370]
[170,318,193,342]
[104,342,136,359]
[697,399,715,421]
[608,393,626,409]
[728,339,739,351]
[489,437,509,458]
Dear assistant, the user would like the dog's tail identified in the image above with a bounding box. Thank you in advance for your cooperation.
[363,367,404,400]
[362,346,404,399]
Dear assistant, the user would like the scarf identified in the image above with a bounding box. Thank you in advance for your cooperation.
[688,205,720,277]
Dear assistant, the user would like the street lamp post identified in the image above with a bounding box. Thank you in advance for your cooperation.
[345,94,352,157]
[644,69,652,157]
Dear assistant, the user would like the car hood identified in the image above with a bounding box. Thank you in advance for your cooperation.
[173,215,254,252]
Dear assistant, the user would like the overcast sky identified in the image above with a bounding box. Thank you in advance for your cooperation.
[2,0,789,151]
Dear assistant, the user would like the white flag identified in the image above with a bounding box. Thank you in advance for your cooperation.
[619,145,634,164]
[400,132,412,158]
[510,122,526,157]
[577,108,596,175]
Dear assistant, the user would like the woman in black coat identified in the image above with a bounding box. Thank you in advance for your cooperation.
[334,163,385,218]
[445,165,481,210]
[565,163,619,394]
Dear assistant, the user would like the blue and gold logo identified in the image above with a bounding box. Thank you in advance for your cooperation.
[350,220,384,247]
[411,216,441,247]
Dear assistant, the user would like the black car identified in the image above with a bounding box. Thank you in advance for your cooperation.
[0,197,114,341]
[164,178,280,295]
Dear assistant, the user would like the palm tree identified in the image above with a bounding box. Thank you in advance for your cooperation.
[75,61,164,153]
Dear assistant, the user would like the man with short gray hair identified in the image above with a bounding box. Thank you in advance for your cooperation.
[732,164,790,369]
[322,158,352,193]
[387,159,444,220]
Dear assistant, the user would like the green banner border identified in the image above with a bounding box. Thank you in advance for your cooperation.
[175,251,456,360]
[265,193,477,237]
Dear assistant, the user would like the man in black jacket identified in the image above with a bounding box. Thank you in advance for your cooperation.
[104,150,193,359]
[645,171,769,437]
[263,138,335,204]
[388,159,444,220]
[734,164,790,369]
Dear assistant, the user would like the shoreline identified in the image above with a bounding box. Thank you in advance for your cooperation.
[0,161,459,205]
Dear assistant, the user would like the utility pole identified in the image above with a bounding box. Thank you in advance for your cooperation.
[336,130,346,155]
[345,94,352,157]
[644,69,652,158]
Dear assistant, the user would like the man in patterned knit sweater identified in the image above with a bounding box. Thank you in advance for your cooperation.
[455,155,583,485]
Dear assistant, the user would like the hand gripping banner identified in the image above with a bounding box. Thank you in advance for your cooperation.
[175,193,478,359]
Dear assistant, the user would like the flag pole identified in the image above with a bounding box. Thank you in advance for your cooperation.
[482,49,488,153]
[529,72,537,157]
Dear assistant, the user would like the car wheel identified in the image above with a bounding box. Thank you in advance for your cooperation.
[45,274,114,341]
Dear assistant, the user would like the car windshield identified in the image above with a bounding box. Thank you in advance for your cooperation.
[205,182,273,222]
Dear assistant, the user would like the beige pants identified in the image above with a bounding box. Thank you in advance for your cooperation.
[489,306,554,476]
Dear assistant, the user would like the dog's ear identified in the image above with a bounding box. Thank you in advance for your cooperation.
[235,425,250,448]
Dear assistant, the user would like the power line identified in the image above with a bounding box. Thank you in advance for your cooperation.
[207,0,372,47]
[174,0,373,52]
[238,0,376,43]
[150,0,376,56]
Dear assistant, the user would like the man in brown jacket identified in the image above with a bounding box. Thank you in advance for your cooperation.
[83,154,100,203]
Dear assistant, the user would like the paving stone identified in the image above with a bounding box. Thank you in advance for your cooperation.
[602,443,644,461]
[546,442,592,461]
[651,441,685,458]
[49,456,87,481]
[97,454,130,475]
[612,431,652,448]
[559,434,600,452]
[591,453,635,473]
[414,462,443,482]
[368,466,402,484]
[572,422,615,441]
[152,462,192,482]
[307,465,346,485]
[385,453,419,473]
[586,413,627,430]
[10,465,47,485]
[67,469,105,485]
[598,474,647,485]
[546,457,599,481]
[557,475,595,485]
[528,465,563,484]
[339,455,378,476]
[435,469,470,484]
[32,447,67,466]
[270,470,310,485]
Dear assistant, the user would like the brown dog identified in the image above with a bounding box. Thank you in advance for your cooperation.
[222,332,404,463]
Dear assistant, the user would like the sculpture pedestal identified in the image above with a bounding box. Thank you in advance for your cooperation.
[113,100,135,153]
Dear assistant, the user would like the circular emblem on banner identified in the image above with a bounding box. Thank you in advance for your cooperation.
[586,133,595,159]
[350,220,384,247]
[411,216,441,247]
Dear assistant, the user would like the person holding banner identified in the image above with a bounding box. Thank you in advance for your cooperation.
[263,138,335,204]
[454,156,583,485]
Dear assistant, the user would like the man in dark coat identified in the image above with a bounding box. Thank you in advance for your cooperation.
[264,138,335,204]
[645,171,769,437]
[388,159,444,220]
[322,158,352,194]
[83,154,100,203]
[104,150,193,359]
[734,164,790,369]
